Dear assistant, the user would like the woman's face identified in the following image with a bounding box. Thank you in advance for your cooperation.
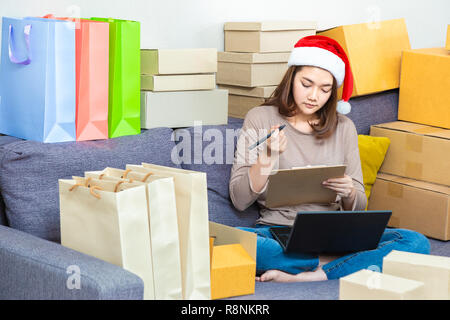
[292,66,334,117]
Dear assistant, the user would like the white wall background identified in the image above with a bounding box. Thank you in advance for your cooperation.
[0,0,449,50]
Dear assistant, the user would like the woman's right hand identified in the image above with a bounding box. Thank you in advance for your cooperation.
[265,124,287,157]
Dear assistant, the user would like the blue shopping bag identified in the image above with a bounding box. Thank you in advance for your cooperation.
[0,17,76,143]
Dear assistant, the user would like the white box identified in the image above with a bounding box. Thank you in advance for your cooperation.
[340,269,425,300]
[141,48,217,75]
[140,90,228,129]
[383,250,450,300]
[141,74,216,91]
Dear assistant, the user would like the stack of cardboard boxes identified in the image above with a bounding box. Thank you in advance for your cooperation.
[318,19,449,241]
[140,48,228,128]
[217,21,317,118]
[367,25,450,241]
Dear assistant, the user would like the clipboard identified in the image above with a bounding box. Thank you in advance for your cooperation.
[265,165,347,208]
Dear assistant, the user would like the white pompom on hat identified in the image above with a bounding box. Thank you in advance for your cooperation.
[287,35,354,114]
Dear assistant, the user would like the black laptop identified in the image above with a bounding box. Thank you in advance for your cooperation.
[269,210,392,254]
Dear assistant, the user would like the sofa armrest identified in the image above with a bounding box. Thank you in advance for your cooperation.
[0,225,144,300]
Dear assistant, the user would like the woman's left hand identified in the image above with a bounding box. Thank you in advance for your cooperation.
[322,174,355,200]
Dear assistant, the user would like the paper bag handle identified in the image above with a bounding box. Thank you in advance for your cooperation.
[97,172,136,184]
[69,183,103,199]
[8,24,32,65]
[141,172,153,182]
[114,181,125,192]
[120,169,132,179]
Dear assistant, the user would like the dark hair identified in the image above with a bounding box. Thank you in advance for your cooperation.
[262,66,338,139]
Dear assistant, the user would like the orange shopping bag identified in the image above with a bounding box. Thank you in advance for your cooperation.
[43,15,109,141]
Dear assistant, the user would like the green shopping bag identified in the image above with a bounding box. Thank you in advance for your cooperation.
[92,18,141,138]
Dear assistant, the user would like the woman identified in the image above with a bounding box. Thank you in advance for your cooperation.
[229,35,430,283]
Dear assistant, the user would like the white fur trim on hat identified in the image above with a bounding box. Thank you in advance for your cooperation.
[288,46,346,86]
[337,100,351,114]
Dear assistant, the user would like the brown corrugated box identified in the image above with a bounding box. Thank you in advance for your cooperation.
[218,84,276,119]
[224,21,316,53]
[318,19,411,98]
[218,85,276,99]
[217,52,288,87]
[370,121,450,186]
[398,48,450,129]
[367,172,450,241]
[227,95,266,119]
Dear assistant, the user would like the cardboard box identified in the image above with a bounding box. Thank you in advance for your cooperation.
[217,62,287,87]
[217,52,289,87]
[398,48,450,129]
[368,173,450,241]
[339,269,425,300]
[224,21,316,53]
[140,90,228,129]
[209,222,257,300]
[140,74,216,91]
[370,121,450,186]
[446,25,450,50]
[318,19,411,98]
[141,48,217,75]
[218,51,290,64]
[383,250,450,300]
[218,85,276,98]
[228,95,266,119]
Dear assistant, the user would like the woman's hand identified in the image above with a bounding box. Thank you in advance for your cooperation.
[322,174,356,201]
[265,124,287,157]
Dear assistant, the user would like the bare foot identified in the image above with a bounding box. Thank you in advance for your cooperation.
[256,267,328,283]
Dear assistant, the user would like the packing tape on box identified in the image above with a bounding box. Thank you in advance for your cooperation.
[387,182,404,198]
[405,161,423,179]
[406,134,423,153]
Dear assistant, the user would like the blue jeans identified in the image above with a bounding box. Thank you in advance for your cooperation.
[237,225,430,280]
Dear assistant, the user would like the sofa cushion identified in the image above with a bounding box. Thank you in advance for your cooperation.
[346,89,399,135]
[173,119,259,227]
[0,135,21,226]
[227,279,339,300]
[0,196,5,226]
[358,135,391,206]
[0,128,180,242]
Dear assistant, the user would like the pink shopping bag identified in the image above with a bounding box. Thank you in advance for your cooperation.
[44,15,109,141]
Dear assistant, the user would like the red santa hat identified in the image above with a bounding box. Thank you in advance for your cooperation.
[287,35,354,114]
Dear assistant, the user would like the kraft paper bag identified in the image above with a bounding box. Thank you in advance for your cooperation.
[84,168,183,299]
[59,177,155,300]
[0,17,76,142]
[91,18,140,138]
[42,15,109,141]
[126,163,211,300]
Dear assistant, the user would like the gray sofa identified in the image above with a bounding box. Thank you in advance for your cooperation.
[0,89,448,300]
